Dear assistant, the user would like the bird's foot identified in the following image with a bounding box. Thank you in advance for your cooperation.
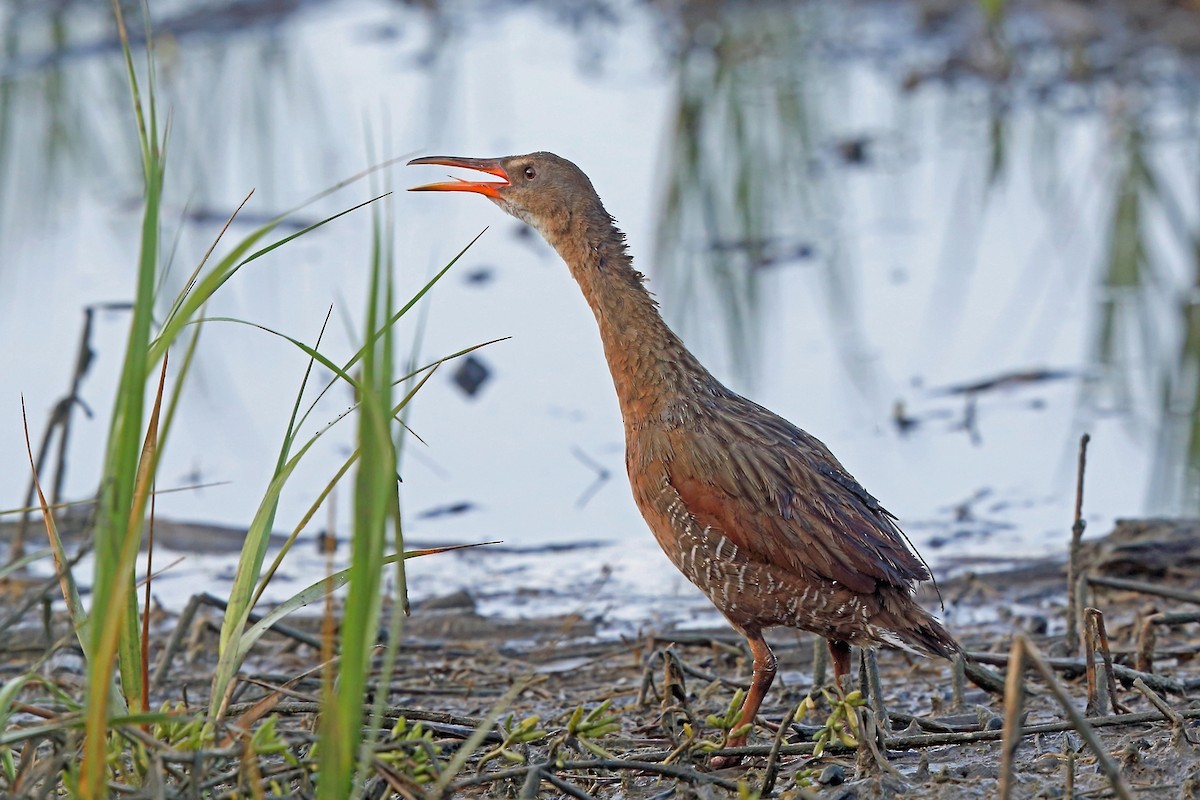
[707,751,744,770]
[708,733,749,769]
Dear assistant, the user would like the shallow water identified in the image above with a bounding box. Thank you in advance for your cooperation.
[2,0,1199,623]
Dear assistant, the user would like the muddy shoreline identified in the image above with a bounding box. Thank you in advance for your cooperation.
[6,519,1200,797]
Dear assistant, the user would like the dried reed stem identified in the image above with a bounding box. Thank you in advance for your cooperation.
[1065,433,1091,655]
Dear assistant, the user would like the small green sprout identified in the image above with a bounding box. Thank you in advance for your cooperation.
[808,689,865,757]
[476,714,548,770]
[151,701,209,751]
[248,716,291,759]
[705,688,746,732]
[564,700,622,758]
[107,702,213,786]
[696,688,749,753]
[378,717,444,785]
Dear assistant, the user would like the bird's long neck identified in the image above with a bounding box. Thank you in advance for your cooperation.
[543,210,715,426]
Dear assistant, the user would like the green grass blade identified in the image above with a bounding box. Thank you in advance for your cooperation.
[207,413,348,722]
[0,674,38,741]
[83,7,165,797]
[237,542,492,662]
[149,194,386,368]
[292,228,487,434]
[318,179,399,799]
[84,355,167,794]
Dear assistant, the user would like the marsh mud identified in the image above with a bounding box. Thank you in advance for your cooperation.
[6,518,1200,797]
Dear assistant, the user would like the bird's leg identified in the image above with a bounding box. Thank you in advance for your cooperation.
[710,632,777,769]
[828,638,852,693]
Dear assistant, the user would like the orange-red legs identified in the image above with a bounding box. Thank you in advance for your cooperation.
[710,635,855,769]
[710,630,777,769]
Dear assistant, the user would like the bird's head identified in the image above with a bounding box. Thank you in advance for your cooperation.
[408,152,603,242]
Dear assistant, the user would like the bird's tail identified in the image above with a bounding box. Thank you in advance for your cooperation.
[875,594,961,660]
[876,593,1008,694]
[902,615,961,659]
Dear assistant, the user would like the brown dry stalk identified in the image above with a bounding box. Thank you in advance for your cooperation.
[1065,433,1091,655]
[864,649,889,735]
[1131,677,1192,747]
[951,653,967,711]
[1137,610,1200,673]
[998,636,1026,799]
[760,699,798,795]
[1084,607,1129,715]
[1013,634,1134,800]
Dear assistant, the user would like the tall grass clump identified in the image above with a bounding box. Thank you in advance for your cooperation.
[8,4,489,798]
[76,6,169,795]
[316,141,401,799]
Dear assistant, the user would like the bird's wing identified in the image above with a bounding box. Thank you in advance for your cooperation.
[667,406,930,596]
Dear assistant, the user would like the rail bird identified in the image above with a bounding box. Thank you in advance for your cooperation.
[409,152,959,764]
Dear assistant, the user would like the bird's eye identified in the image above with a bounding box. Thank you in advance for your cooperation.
[523,166,536,180]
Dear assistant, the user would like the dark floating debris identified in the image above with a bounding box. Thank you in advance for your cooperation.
[452,355,491,398]
[891,399,956,435]
[358,21,402,42]
[179,207,316,232]
[416,501,477,520]
[463,266,495,285]
[895,368,1072,442]
[912,488,1018,548]
[708,236,817,270]
[931,368,1075,397]
[834,135,872,165]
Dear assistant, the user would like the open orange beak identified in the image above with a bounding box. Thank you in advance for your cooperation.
[407,156,509,199]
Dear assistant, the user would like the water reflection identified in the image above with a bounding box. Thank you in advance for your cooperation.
[652,0,1200,514]
[654,3,865,388]
[3,0,1200,594]
[1088,112,1200,511]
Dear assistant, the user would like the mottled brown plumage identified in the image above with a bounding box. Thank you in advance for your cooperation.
[409,151,960,763]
